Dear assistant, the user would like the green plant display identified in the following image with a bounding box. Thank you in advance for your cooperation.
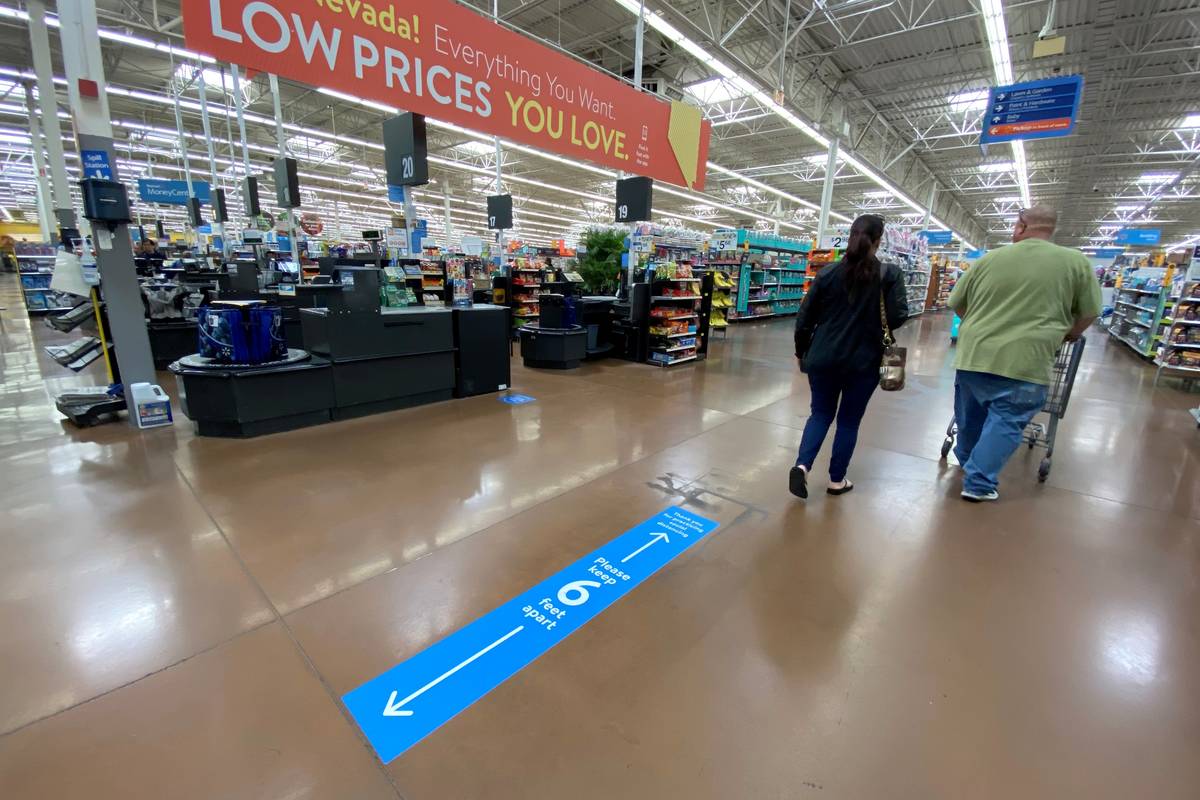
[576,227,627,294]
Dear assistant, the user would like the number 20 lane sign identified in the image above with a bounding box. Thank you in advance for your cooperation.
[183,0,711,189]
[342,506,720,762]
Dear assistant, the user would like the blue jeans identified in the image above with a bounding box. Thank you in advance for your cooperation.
[954,370,1048,495]
[795,369,878,482]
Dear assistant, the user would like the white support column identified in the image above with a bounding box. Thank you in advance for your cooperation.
[816,138,839,246]
[27,0,74,230]
[195,67,228,258]
[492,0,506,260]
[57,0,156,392]
[269,74,301,264]
[442,183,454,251]
[229,65,252,173]
[633,0,646,91]
[921,182,937,232]
[24,85,54,242]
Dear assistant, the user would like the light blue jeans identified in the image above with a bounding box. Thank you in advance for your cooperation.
[954,370,1048,495]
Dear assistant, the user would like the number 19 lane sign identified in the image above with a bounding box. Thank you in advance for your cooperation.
[980,75,1084,147]
[342,506,720,762]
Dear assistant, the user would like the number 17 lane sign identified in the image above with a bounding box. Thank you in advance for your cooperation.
[342,507,720,762]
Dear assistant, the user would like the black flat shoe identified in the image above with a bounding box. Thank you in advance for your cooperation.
[789,466,808,499]
[827,481,854,496]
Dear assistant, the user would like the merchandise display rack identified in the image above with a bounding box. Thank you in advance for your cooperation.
[724,231,812,323]
[1154,281,1200,385]
[930,254,964,311]
[877,229,932,317]
[16,246,75,314]
[1107,268,1172,358]
[647,262,709,366]
[509,257,547,330]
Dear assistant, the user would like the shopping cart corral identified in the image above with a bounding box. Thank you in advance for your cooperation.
[940,337,1086,482]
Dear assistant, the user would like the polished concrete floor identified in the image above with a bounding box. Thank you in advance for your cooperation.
[1,272,1198,799]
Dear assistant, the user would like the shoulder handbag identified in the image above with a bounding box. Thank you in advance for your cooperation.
[879,290,907,391]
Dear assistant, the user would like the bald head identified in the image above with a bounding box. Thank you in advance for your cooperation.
[1014,206,1058,242]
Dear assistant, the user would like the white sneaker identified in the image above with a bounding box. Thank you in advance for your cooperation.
[961,490,1000,503]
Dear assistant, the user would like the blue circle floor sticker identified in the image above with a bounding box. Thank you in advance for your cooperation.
[500,393,536,405]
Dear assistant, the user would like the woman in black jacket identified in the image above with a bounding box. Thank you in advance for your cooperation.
[790,214,909,499]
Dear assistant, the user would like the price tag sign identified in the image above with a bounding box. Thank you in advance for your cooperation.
[819,225,850,250]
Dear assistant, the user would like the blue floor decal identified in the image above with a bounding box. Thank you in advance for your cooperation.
[342,506,720,762]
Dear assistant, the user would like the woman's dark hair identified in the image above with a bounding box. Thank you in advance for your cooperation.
[843,214,885,286]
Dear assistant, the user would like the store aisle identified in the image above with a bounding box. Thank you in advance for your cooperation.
[1,307,1198,800]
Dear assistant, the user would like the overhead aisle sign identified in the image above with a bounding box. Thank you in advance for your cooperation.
[980,75,1083,147]
[183,0,711,189]
[342,506,720,762]
[138,178,211,205]
[1116,228,1161,246]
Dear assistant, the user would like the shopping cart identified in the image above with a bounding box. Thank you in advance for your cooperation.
[939,337,1086,483]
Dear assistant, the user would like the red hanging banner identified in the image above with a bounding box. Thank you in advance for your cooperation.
[183,0,711,189]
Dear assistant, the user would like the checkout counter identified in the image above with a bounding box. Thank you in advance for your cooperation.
[171,265,510,437]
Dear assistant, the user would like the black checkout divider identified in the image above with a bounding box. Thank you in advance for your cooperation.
[170,265,511,438]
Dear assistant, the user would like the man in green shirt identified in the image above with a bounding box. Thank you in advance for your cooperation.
[948,207,1101,502]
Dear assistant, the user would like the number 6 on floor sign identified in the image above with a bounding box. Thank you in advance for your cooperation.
[341,506,720,762]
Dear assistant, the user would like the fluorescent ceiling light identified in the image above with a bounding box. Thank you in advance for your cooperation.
[949,89,989,113]
[994,195,1021,203]
[1138,172,1177,184]
[686,78,746,105]
[607,0,985,243]
[1114,204,1142,211]
[1010,141,1032,208]
[455,141,496,156]
[286,135,339,157]
[1179,114,1200,129]
[0,6,214,63]
[978,161,1015,173]
[174,64,235,94]
[978,0,1031,208]
[863,190,892,198]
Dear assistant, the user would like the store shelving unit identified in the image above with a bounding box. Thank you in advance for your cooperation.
[930,255,963,310]
[874,230,932,317]
[1108,277,1171,358]
[17,250,75,314]
[647,263,708,366]
[509,258,546,331]
[727,231,812,322]
[1154,283,1200,384]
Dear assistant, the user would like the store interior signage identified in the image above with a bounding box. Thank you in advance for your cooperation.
[980,75,1083,148]
[183,0,711,188]
[919,230,953,245]
[274,157,302,208]
[211,189,230,223]
[615,176,653,223]
[138,178,211,206]
[342,506,719,762]
[1115,228,1161,246]
[486,194,513,229]
[242,176,261,217]
[383,113,430,186]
